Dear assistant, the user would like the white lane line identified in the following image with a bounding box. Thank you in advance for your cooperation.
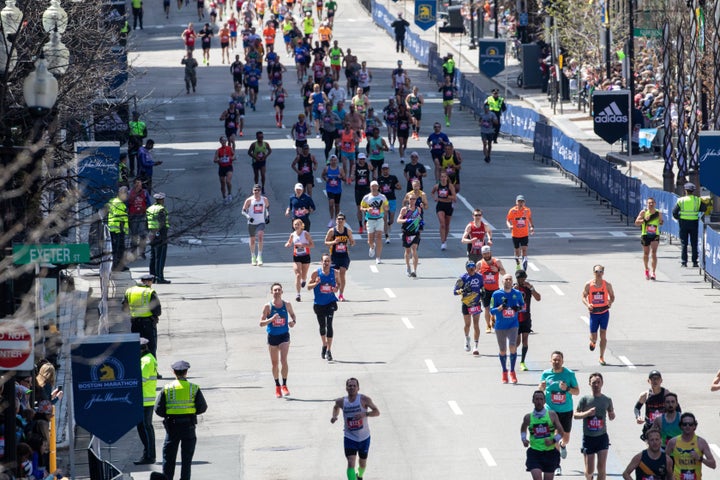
[369,265,379,273]
[580,315,589,325]
[478,448,497,467]
[384,288,396,298]
[456,193,496,230]
[609,231,627,237]
[164,168,186,171]
[172,152,198,156]
[502,232,513,238]
[448,400,463,415]
[425,359,438,373]
[550,285,565,296]
[619,356,637,369]
[401,317,414,329]
[710,444,720,460]
[556,232,573,238]
[165,115,176,120]
[528,262,539,272]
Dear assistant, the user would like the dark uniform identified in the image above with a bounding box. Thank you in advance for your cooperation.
[155,361,208,480]
[672,182,709,267]
[122,274,162,358]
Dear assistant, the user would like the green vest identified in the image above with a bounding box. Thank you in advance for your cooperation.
[107,197,129,233]
[529,410,556,451]
[125,285,155,318]
[147,204,169,230]
[487,96,503,112]
[443,58,455,74]
[677,195,701,221]
[129,120,146,137]
[132,0,142,8]
[141,352,158,406]
[640,210,661,236]
[120,21,129,34]
[164,379,199,415]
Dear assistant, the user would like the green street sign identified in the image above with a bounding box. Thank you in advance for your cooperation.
[633,28,662,38]
[13,244,91,265]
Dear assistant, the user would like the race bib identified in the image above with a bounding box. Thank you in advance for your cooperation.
[301,165,310,173]
[370,208,380,216]
[294,208,305,217]
[551,392,566,404]
[588,417,604,431]
[532,424,549,438]
[358,178,368,185]
[256,151,265,159]
[473,239,483,249]
[680,471,697,480]
[502,308,514,318]
[592,292,605,304]
[320,284,333,293]
[335,243,347,253]
[253,204,264,213]
[483,273,496,285]
[272,315,285,326]
[446,167,454,174]
[329,178,339,187]
[647,224,657,234]
[468,305,481,315]
[516,218,526,227]
[227,121,235,128]
[294,244,308,255]
[371,149,380,155]
[381,185,390,193]
[347,418,363,430]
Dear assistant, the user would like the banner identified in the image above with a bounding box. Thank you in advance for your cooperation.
[592,90,630,144]
[501,104,539,140]
[414,0,436,30]
[551,128,580,177]
[76,142,120,211]
[699,131,720,196]
[71,334,143,444]
[478,40,506,78]
[705,226,720,282]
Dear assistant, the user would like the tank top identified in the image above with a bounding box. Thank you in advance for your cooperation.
[368,137,384,160]
[343,395,370,441]
[640,210,661,237]
[440,154,458,175]
[291,231,310,256]
[661,414,682,447]
[313,268,337,305]
[251,141,269,161]
[340,130,356,153]
[436,182,451,201]
[479,258,500,290]
[635,449,668,479]
[587,280,610,314]
[275,89,286,104]
[224,110,238,129]
[353,96,366,114]
[297,153,313,175]
[645,388,666,422]
[528,409,556,452]
[671,434,702,479]
[248,197,267,224]
[325,166,342,194]
[294,122,308,141]
[311,92,325,111]
[358,69,370,87]
[354,163,371,189]
[407,94,420,111]
[266,301,289,335]
[331,227,350,256]
[217,145,234,167]
[516,284,532,322]
[466,222,486,255]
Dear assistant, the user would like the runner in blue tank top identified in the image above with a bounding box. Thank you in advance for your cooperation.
[307,254,338,361]
[260,282,297,398]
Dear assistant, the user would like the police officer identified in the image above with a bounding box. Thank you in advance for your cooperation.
[131,0,143,30]
[147,193,171,283]
[135,337,157,465]
[128,111,148,175]
[672,182,709,267]
[484,89,506,143]
[107,186,129,271]
[155,360,208,480]
[123,274,162,360]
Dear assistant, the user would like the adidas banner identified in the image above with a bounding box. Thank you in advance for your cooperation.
[592,90,630,144]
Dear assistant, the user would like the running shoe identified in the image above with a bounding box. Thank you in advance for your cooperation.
[321,345,327,359]
[400,157,405,164]
[385,234,390,244]
[472,348,479,356]
[368,246,375,257]
[338,294,345,302]
[693,262,700,267]
[650,273,656,280]
[257,255,263,266]
[227,194,232,202]
[509,371,518,384]
[485,326,492,333]
[275,386,282,398]
[296,294,301,302]
[589,341,595,351]
[501,371,508,384]
[251,255,257,266]
[464,339,470,352]
[327,220,334,228]
[555,467,562,476]
[446,120,450,127]
[281,385,290,396]
[409,271,416,277]
[301,281,306,288]
[326,350,333,362]
[358,226,364,234]
[441,242,447,251]
[238,131,243,137]
[645,269,650,280]
[560,445,567,459]
[520,362,528,371]
[376,258,382,264]
[599,357,607,366]
[407,266,412,277]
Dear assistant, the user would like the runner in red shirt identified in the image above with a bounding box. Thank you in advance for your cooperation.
[213,136,236,203]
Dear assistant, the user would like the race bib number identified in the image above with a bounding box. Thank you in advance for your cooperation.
[483,273,496,285]
[329,178,339,187]
[532,424,549,438]
[335,243,347,253]
[588,417,604,431]
[551,392,566,405]
[400,122,408,129]
[294,208,305,217]
[347,418,363,430]
[301,165,310,173]
[592,292,605,304]
[468,305,481,315]
[358,177,367,186]
[680,471,697,480]
[381,185,390,193]
[320,284,333,293]
[294,244,308,255]
[227,121,235,128]
[272,315,285,326]
[502,308,514,318]
[371,149,380,155]
[473,239,483,249]
[256,151,265,159]
[646,224,657,234]
[370,208,380,216]
[446,167,454,174]
[516,218,526,227]
[648,410,661,422]
[253,204,264,213]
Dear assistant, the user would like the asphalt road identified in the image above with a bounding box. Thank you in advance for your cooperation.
[114,2,720,479]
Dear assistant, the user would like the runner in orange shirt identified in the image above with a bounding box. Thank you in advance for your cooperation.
[263,22,276,51]
[506,194,534,271]
[255,0,266,22]
[318,21,332,52]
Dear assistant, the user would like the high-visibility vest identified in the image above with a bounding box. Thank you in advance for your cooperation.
[141,353,158,406]
[125,285,155,318]
[107,197,128,233]
[132,0,142,8]
[146,204,169,230]
[129,120,146,137]
[486,96,503,112]
[164,379,199,415]
[677,195,701,221]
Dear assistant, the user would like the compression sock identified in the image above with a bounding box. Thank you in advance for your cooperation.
[510,353,518,371]
[499,354,507,371]
[358,467,366,478]
[282,378,287,385]
[346,468,357,480]
[522,346,528,362]
[274,378,280,386]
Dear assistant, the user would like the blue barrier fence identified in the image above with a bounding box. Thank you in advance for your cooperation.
[368,0,719,284]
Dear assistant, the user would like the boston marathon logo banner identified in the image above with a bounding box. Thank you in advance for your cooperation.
[414,0,436,31]
[699,131,720,196]
[592,90,630,144]
[478,40,506,78]
[71,334,142,443]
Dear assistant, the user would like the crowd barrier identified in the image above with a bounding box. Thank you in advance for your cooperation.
[366,0,719,286]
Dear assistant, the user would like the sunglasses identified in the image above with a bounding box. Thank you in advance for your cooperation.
[681,422,697,427]
[594,270,604,273]
[474,214,482,217]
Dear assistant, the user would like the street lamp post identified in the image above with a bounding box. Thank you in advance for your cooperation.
[468,0,477,49]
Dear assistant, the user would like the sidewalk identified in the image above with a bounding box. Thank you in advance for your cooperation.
[392,3,666,189]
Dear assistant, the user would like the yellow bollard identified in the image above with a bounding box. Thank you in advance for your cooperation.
[49,406,57,473]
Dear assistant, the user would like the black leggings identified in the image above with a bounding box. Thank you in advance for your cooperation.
[314,302,337,337]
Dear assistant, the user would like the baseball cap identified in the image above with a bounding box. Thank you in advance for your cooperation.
[684,182,696,192]
[294,183,304,190]
[481,245,491,254]
[382,163,390,169]
[516,195,525,202]
[648,370,662,378]
[358,152,367,159]
[370,180,379,187]
[465,261,476,269]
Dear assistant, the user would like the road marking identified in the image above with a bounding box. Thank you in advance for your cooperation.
[401,317,414,329]
[384,288,396,298]
[528,262,539,272]
[456,193,496,230]
[580,315,589,325]
[165,115,175,120]
[425,359,437,373]
[315,177,323,184]
[618,356,636,369]
[172,152,198,156]
[710,444,720,460]
[478,448,497,467]
[164,168,186,171]
[448,401,463,415]
[556,232,573,238]
[369,265,378,273]
[609,231,627,237]
[550,285,565,296]
[502,232,513,238]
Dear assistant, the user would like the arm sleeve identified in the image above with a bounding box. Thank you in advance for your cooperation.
[155,390,167,417]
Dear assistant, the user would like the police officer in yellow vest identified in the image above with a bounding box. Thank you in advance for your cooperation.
[129,111,148,176]
[484,89,506,143]
[148,192,171,283]
[134,337,158,465]
[123,274,162,360]
[132,0,143,30]
[672,182,710,267]
[155,360,208,480]
[107,186,129,271]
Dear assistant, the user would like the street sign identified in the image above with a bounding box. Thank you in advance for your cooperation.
[0,322,34,371]
[13,243,91,265]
